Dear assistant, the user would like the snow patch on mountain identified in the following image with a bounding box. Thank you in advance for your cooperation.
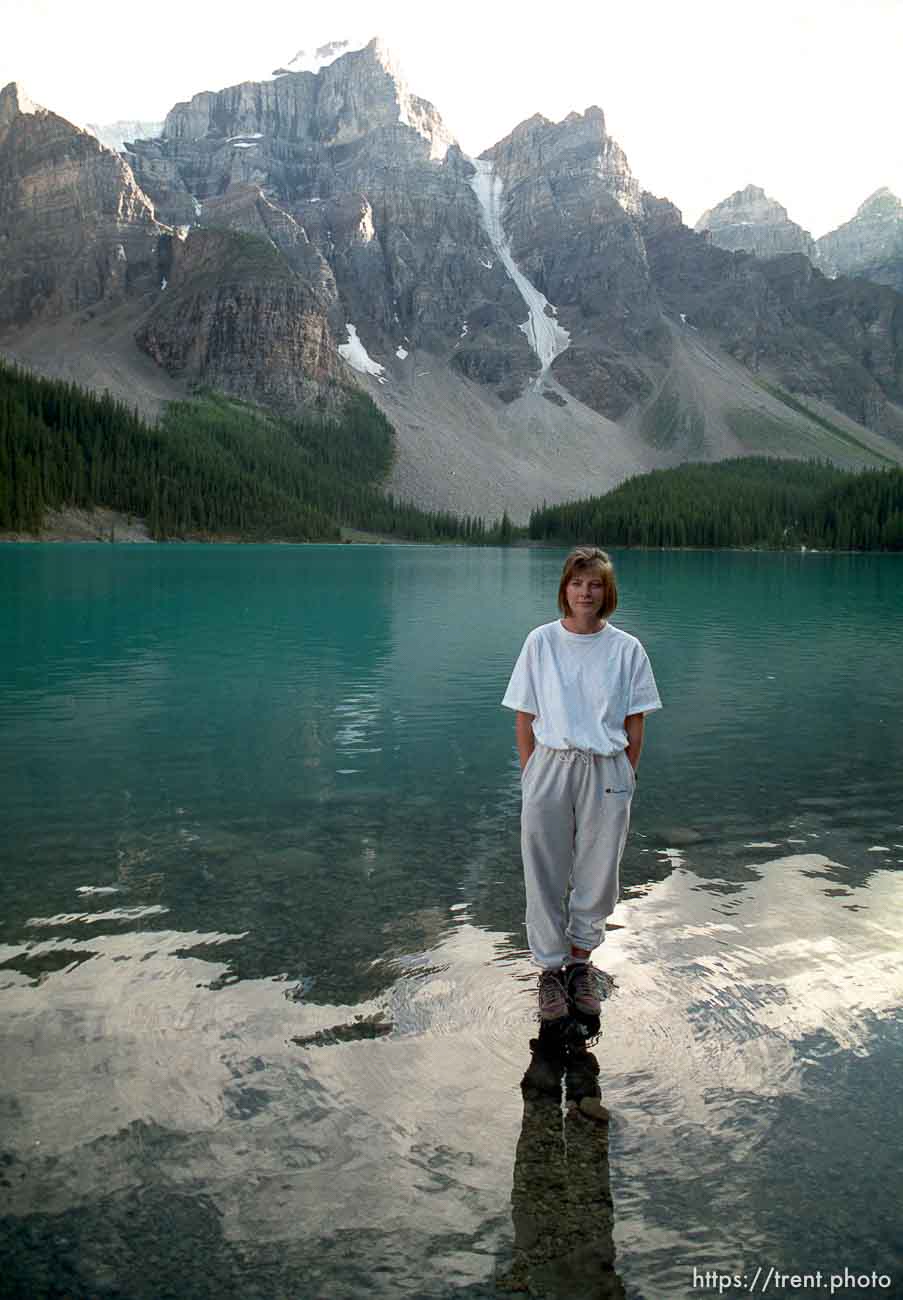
[339,325,387,383]
[280,39,358,75]
[87,120,164,152]
[468,158,569,375]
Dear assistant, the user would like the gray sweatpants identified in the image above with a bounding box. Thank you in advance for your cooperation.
[520,742,635,969]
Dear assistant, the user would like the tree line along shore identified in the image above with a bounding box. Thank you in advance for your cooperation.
[2,361,902,550]
[0,361,504,545]
[530,457,903,551]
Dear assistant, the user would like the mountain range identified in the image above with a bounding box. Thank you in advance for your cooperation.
[696,183,903,294]
[2,40,902,522]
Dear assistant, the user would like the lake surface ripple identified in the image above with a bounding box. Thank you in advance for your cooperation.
[1,545,901,1299]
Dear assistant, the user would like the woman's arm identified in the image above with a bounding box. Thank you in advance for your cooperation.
[624,712,645,771]
[515,711,536,771]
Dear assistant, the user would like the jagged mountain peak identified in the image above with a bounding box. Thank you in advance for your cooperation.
[483,104,641,221]
[339,36,455,159]
[580,104,607,127]
[483,111,553,148]
[695,185,815,260]
[359,35,406,75]
[697,184,791,228]
[855,187,902,219]
[481,106,621,174]
[0,88,162,332]
[159,34,454,161]
[0,83,128,159]
[287,34,396,75]
[269,35,412,86]
[488,104,609,152]
[816,185,903,291]
[0,81,42,127]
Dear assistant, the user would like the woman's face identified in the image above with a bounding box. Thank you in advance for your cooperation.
[566,568,606,615]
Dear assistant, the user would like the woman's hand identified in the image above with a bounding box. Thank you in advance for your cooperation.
[624,712,645,771]
[516,711,536,771]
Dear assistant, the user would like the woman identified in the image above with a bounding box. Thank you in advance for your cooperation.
[502,547,662,1021]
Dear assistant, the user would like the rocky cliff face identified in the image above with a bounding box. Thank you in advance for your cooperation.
[695,185,817,260]
[816,188,903,293]
[480,107,666,418]
[0,82,163,327]
[0,80,350,412]
[137,220,341,408]
[124,39,535,403]
[125,36,457,232]
[161,38,453,159]
[643,216,903,434]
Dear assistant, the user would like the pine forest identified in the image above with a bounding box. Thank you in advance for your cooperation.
[2,362,902,551]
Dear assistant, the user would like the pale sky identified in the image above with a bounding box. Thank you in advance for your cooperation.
[3,0,901,237]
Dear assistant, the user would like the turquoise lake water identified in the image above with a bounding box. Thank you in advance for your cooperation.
[1,544,902,1299]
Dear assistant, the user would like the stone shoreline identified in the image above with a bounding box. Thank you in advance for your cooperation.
[0,507,152,543]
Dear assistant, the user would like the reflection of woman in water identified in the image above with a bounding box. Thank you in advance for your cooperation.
[498,1028,625,1297]
[502,547,661,1022]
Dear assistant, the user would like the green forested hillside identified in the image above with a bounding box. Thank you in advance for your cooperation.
[5,364,902,550]
[530,458,903,550]
[0,362,500,543]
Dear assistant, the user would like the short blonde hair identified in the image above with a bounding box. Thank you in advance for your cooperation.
[557,546,618,619]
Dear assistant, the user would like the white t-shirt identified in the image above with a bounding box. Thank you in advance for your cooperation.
[501,620,662,754]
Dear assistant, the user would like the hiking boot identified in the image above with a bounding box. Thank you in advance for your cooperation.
[537,968,568,1021]
[566,962,601,1016]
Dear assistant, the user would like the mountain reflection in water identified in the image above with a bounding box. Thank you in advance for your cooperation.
[2,853,901,1297]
